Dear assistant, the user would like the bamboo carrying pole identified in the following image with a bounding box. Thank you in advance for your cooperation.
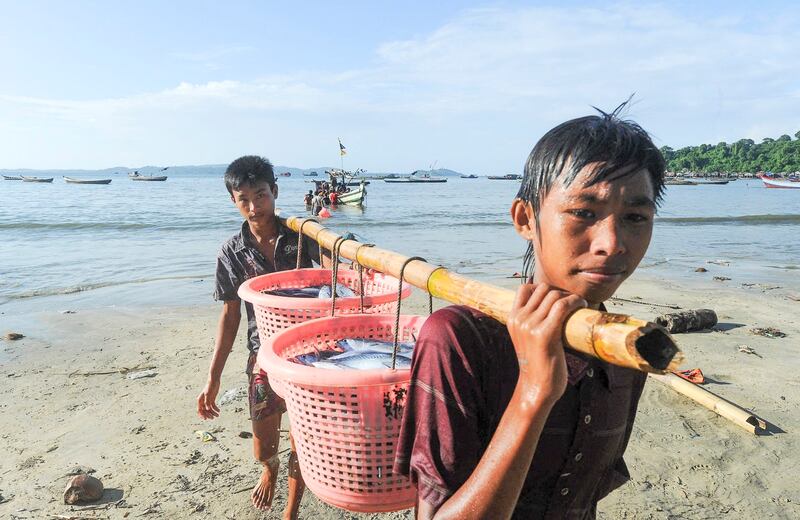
[650,373,767,434]
[287,216,683,374]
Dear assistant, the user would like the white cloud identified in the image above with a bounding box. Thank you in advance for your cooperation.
[2,3,799,169]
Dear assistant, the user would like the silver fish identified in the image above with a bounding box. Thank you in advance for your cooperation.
[313,351,412,370]
[337,338,415,355]
[318,283,356,299]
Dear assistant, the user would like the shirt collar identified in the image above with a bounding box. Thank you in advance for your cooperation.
[234,218,288,253]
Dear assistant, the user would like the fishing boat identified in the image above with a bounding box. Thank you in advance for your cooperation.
[129,171,167,181]
[64,176,112,185]
[303,172,319,177]
[695,179,729,185]
[665,179,697,186]
[487,174,521,180]
[21,176,54,183]
[759,174,800,189]
[279,172,291,177]
[384,170,447,183]
[460,174,478,179]
[324,168,368,206]
[2,175,22,180]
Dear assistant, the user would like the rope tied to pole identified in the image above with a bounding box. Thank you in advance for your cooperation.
[329,236,347,317]
[295,219,313,269]
[392,256,427,369]
[354,242,375,313]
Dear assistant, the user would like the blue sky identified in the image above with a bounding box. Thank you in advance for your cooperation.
[1,1,798,172]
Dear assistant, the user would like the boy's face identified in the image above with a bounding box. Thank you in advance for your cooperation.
[512,163,656,304]
[230,181,278,228]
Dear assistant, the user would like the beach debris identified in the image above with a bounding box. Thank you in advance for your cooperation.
[707,259,730,266]
[218,387,247,406]
[238,431,253,439]
[673,368,705,384]
[126,369,158,380]
[46,445,59,453]
[64,474,104,504]
[68,363,156,378]
[3,332,24,341]
[184,450,202,465]
[0,491,11,505]
[694,267,708,272]
[655,309,718,333]
[64,465,96,477]
[713,276,731,282]
[60,310,76,314]
[751,327,786,339]
[194,430,216,442]
[131,425,145,434]
[18,455,44,470]
[737,345,762,358]
[609,296,681,309]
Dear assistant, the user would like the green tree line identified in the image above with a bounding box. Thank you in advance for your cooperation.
[662,131,800,173]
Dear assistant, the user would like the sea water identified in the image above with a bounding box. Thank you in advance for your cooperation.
[1,171,798,317]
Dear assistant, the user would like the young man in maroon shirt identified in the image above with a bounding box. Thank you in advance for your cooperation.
[395,105,666,519]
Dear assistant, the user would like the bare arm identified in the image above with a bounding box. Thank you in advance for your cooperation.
[418,284,587,520]
[197,299,242,419]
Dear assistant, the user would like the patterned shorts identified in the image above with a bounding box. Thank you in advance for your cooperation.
[246,352,287,421]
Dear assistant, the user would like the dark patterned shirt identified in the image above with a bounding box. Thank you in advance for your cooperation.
[214,218,320,353]
[394,305,647,519]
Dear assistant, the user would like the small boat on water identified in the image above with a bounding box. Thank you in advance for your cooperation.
[279,172,291,177]
[64,176,112,185]
[759,174,800,189]
[2,175,22,180]
[384,171,447,183]
[665,179,697,186]
[695,179,729,185]
[21,176,54,183]
[488,174,521,180]
[129,171,167,181]
[303,172,319,177]
[460,174,478,179]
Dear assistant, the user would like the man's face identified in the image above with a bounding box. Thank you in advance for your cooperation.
[230,181,278,228]
[514,164,656,304]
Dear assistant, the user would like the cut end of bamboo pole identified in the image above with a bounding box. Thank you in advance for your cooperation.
[634,326,685,372]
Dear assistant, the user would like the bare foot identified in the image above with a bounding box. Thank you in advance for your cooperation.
[251,454,279,510]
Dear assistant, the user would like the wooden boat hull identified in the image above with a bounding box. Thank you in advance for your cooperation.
[337,186,366,206]
[130,175,167,181]
[384,178,447,183]
[21,176,54,183]
[64,177,112,185]
[761,177,800,189]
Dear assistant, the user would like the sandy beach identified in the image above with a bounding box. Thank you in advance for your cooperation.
[1,273,799,519]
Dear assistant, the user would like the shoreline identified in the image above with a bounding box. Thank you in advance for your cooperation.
[1,272,799,519]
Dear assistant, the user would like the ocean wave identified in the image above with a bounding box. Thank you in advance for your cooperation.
[4,274,211,300]
[656,214,800,225]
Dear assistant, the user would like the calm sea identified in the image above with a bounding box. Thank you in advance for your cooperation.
[1,171,799,317]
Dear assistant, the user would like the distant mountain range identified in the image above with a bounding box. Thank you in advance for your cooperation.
[0,165,470,177]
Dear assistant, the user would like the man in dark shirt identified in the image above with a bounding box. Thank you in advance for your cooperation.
[196,156,324,518]
[395,104,666,519]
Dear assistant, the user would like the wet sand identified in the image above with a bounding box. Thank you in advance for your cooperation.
[1,273,798,519]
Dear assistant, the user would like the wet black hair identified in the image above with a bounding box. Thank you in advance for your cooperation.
[224,155,276,195]
[516,99,666,279]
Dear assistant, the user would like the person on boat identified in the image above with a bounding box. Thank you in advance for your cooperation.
[395,103,665,519]
[197,155,329,517]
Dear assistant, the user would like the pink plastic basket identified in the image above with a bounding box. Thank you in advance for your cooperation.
[259,314,427,512]
[237,268,412,340]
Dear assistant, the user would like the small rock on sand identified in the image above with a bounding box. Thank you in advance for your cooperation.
[751,327,787,339]
[713,276,731,282]
[64,474,104,504]
[695,267,708,272]
[3,332,24,341]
